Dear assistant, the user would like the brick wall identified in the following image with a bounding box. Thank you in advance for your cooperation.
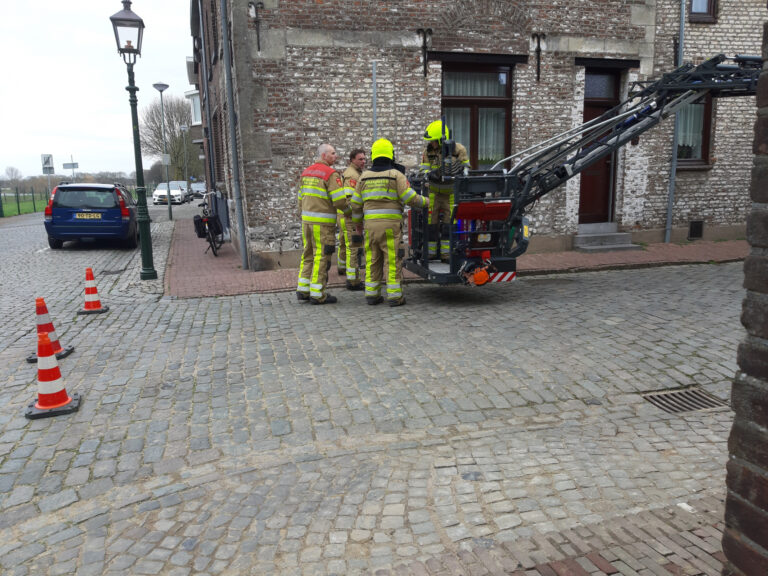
[722,20,768,576]
[196,0,764,268]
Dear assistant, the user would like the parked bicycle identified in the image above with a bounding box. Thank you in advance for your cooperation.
[193,192,224,256]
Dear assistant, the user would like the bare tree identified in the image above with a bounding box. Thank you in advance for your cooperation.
[4,166,22,189]
[140,96,199,181]
[144,161,166,189]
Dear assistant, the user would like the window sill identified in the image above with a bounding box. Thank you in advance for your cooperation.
[676,162,714,172]
[689,15,717,24]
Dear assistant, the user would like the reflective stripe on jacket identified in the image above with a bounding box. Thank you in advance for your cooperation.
[298,161,348,225]
[351,169,427,223]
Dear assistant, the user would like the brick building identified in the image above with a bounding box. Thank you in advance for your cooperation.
[722,18,768,576]
[189,0,764,270]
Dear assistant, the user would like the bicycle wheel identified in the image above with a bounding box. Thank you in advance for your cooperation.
[206,227,219,256]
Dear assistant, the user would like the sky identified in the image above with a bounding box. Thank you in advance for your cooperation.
[0,1,195,179]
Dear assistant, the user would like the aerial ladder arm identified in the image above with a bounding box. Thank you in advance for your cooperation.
[406,54,760,285]
[497,54,761,224]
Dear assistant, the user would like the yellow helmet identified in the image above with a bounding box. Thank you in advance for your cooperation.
[371,138,394,160]
[423,120,449,141]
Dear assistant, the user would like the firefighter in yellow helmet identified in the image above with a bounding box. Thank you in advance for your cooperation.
[350,139,429,306]
[420,120,470,261]
[296,143,350,304]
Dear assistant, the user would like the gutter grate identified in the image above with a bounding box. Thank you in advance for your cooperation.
[642,387,730,414]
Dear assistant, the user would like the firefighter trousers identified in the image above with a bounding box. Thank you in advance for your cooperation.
[337,213,362,282]
[364,219,404,303]
[297,222,336,301]
[428,190,454,259]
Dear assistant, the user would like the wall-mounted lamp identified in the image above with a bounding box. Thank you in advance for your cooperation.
[248,2,265,52]
[532,32,546,82]
[416,28,433,77]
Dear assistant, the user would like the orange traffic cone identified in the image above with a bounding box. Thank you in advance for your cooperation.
[25,333,81,419]
[77,268,109,315]
[26,297,75,363]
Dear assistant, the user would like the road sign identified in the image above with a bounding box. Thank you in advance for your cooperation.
[63,163,79,169]
[41,154,54,169]
[43,167,54,175]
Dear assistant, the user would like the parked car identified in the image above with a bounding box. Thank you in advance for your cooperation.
[152,181,187,205]
[44,183,139,249]
[190,182,207,199]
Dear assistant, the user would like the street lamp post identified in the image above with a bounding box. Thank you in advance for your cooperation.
[110,0,157,280]
[180,124,189,198]
[153,82,172,221]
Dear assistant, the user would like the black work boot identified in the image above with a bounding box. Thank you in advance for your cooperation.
[388,297,406,307]
[366,296,384,306]
[296,292,309,301]
[346,281,363,291]
[311,294,338,305]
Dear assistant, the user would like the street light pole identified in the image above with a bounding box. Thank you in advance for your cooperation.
[110,0,157,280]
[180,124,189,197]
[153,82,172,221]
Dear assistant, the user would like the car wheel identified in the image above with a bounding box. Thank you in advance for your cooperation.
[48,237,63,249]
[125,226,139,249]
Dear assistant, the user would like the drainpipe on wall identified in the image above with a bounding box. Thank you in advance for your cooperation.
[219,0,249,270]
[664,0,686,243]
[197,0,218,208]
[372,62,378,140]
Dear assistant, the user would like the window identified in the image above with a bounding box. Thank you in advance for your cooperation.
[690,0,716,23]
[676,96,713,168]
[442,65,513,169]
[584,73,617,100]
[186,91,202,126]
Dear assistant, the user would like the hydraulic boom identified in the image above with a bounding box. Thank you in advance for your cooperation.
[405,54,761,286]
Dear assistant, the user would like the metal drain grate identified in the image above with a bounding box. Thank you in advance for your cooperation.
[642,387,730,414]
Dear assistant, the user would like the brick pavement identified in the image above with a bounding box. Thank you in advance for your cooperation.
[165,215,748,298]
[0,209,749,575]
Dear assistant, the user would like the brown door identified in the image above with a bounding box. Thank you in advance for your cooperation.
[579,71,619,224]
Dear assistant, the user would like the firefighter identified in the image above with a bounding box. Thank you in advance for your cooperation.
[351,139,429,307]
[296,143,350,305]
[420,120,470,261]
[338,148,366,290]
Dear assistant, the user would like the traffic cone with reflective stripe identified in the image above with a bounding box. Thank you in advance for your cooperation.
[77,268,109,315]
[26,297,74,363]
[25,332,81,419]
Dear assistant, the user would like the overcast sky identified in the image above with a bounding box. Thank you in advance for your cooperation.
[0,1,194,179]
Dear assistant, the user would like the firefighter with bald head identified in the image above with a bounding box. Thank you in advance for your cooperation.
[420,120,470,261]
[350,139,429,307]
[296,143,350,305]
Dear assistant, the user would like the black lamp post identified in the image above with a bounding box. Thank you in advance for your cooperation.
[110,0,157,280]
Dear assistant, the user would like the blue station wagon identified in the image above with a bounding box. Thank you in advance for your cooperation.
[44,183,139,249]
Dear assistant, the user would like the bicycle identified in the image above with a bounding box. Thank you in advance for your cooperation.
[193,192,224,256]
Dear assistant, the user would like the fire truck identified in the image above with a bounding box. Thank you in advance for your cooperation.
[406,54,761,286]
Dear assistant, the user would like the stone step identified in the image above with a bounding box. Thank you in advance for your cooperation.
[575,243,644,253]
[573,232,634,248]
[578,222,618,235]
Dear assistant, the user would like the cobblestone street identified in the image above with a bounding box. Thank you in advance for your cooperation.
[0,208,743,575]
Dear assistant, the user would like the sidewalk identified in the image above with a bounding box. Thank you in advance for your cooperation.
[166,218,748,298]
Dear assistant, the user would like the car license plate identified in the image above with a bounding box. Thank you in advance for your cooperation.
[75,213,102,220]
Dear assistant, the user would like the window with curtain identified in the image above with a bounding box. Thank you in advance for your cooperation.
[690,0,716,23]
[442,65,513,169]
[676,96,712,167]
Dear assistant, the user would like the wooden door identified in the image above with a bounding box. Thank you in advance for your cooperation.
[579,71,619,224]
